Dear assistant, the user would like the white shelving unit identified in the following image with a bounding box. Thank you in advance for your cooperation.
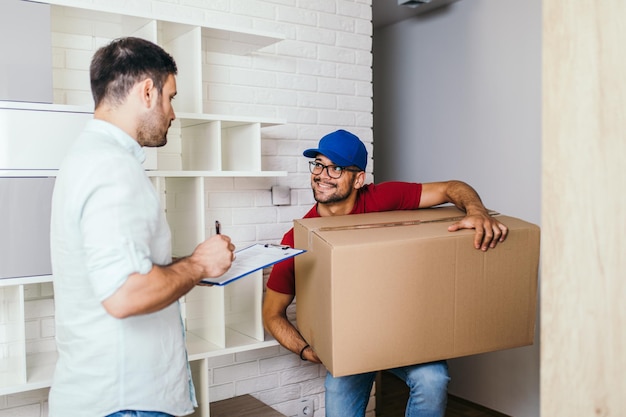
[0,1,287,176]
[0,275,55,396]
[0,1,285,416]
[0,102,286,177]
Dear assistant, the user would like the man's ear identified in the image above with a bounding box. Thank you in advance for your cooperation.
[140,78,157,108]
[354,171,366,189]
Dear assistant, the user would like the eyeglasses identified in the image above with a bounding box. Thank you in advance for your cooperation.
[308,161,360,179]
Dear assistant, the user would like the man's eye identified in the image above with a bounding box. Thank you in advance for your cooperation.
[315,163,324,169]
[331,166,343,172]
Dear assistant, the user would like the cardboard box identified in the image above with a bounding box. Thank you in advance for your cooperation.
[294,206,540,377]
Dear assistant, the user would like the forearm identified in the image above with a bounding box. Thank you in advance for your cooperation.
[421,180,507,250]
[270,317,318,362]
[443,180,489,215]
[103,234,234,318]
[103,256,205,318]
[263,291,319,362]
[265,312,309,353]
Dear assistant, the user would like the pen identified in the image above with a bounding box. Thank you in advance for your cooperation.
[215,220,221,235]
[264,243,290,250]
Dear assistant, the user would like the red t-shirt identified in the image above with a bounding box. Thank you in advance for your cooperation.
[266,181,423,295]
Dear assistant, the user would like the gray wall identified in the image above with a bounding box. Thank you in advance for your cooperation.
[373,1,541,416]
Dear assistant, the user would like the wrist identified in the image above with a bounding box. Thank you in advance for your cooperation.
[464,205,489,216]
[169,256,203,287]
[299,344,310,361]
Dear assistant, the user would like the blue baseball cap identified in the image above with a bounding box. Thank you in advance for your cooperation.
[303,130,368,171]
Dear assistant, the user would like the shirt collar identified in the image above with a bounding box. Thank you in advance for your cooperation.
[86,119,147,163]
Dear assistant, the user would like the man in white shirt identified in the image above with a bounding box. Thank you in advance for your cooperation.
[49,37,235,417]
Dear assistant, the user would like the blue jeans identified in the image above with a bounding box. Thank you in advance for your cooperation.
[105,412,174,417]
[325,361,450,417]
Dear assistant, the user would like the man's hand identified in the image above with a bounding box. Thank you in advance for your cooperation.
[448,212,508,251]
[299,344,322,363]
[190,234,236,279]
[420,181,508,251]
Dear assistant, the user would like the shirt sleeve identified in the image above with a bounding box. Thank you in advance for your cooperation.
[354,181,423,212]
[80,158,156,301]
[266,228,296,295]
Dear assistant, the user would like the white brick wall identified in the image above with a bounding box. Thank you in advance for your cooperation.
[0,0,374,416]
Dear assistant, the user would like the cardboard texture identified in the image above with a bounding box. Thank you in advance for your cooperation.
[294,206,540,377]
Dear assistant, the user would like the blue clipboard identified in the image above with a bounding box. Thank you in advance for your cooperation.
[200,243,305,286]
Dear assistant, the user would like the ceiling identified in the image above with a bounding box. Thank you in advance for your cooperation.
[372,0,460,29]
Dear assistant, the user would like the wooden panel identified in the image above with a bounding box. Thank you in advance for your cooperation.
[542,1,626,416]
[210,395,286,417]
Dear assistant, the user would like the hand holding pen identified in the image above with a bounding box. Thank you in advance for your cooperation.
[188,220,234,286]
[214,220,235,262]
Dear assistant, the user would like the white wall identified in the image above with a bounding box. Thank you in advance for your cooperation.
[373,1,541,416]
[0,1,374,416]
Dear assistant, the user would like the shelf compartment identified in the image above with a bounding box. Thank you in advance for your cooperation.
[49,5,156,107]
[159,177,206,258]
[184,272,264,352]
[221,122,262,172]
[0,351,61,397]
[178,121,263,172]
[0,286,26,390]
[180,121,223,171]
[160,22,203,114]
[155,114,283,173]
[224,272,264,342]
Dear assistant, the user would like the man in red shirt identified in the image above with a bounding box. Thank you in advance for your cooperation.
[263,129,508,417]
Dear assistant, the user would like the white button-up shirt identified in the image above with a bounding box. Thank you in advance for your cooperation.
[49,119,196,417]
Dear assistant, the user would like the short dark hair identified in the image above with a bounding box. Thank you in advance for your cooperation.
[90,37,178,108]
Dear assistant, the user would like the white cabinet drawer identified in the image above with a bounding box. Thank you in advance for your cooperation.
[0,178,55,280]
[0,107,91,170]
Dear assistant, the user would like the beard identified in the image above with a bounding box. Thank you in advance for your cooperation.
[311,176,353,204]
[137,103,170,148]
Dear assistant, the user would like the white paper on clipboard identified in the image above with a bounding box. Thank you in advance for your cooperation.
[200,243,306,286]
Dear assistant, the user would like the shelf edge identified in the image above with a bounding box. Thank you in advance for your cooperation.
[0,275,53,287]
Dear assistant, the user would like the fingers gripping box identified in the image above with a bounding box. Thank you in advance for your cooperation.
[294,206,540,377]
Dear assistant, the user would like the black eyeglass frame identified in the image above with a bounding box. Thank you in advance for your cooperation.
[308,160,361,179]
